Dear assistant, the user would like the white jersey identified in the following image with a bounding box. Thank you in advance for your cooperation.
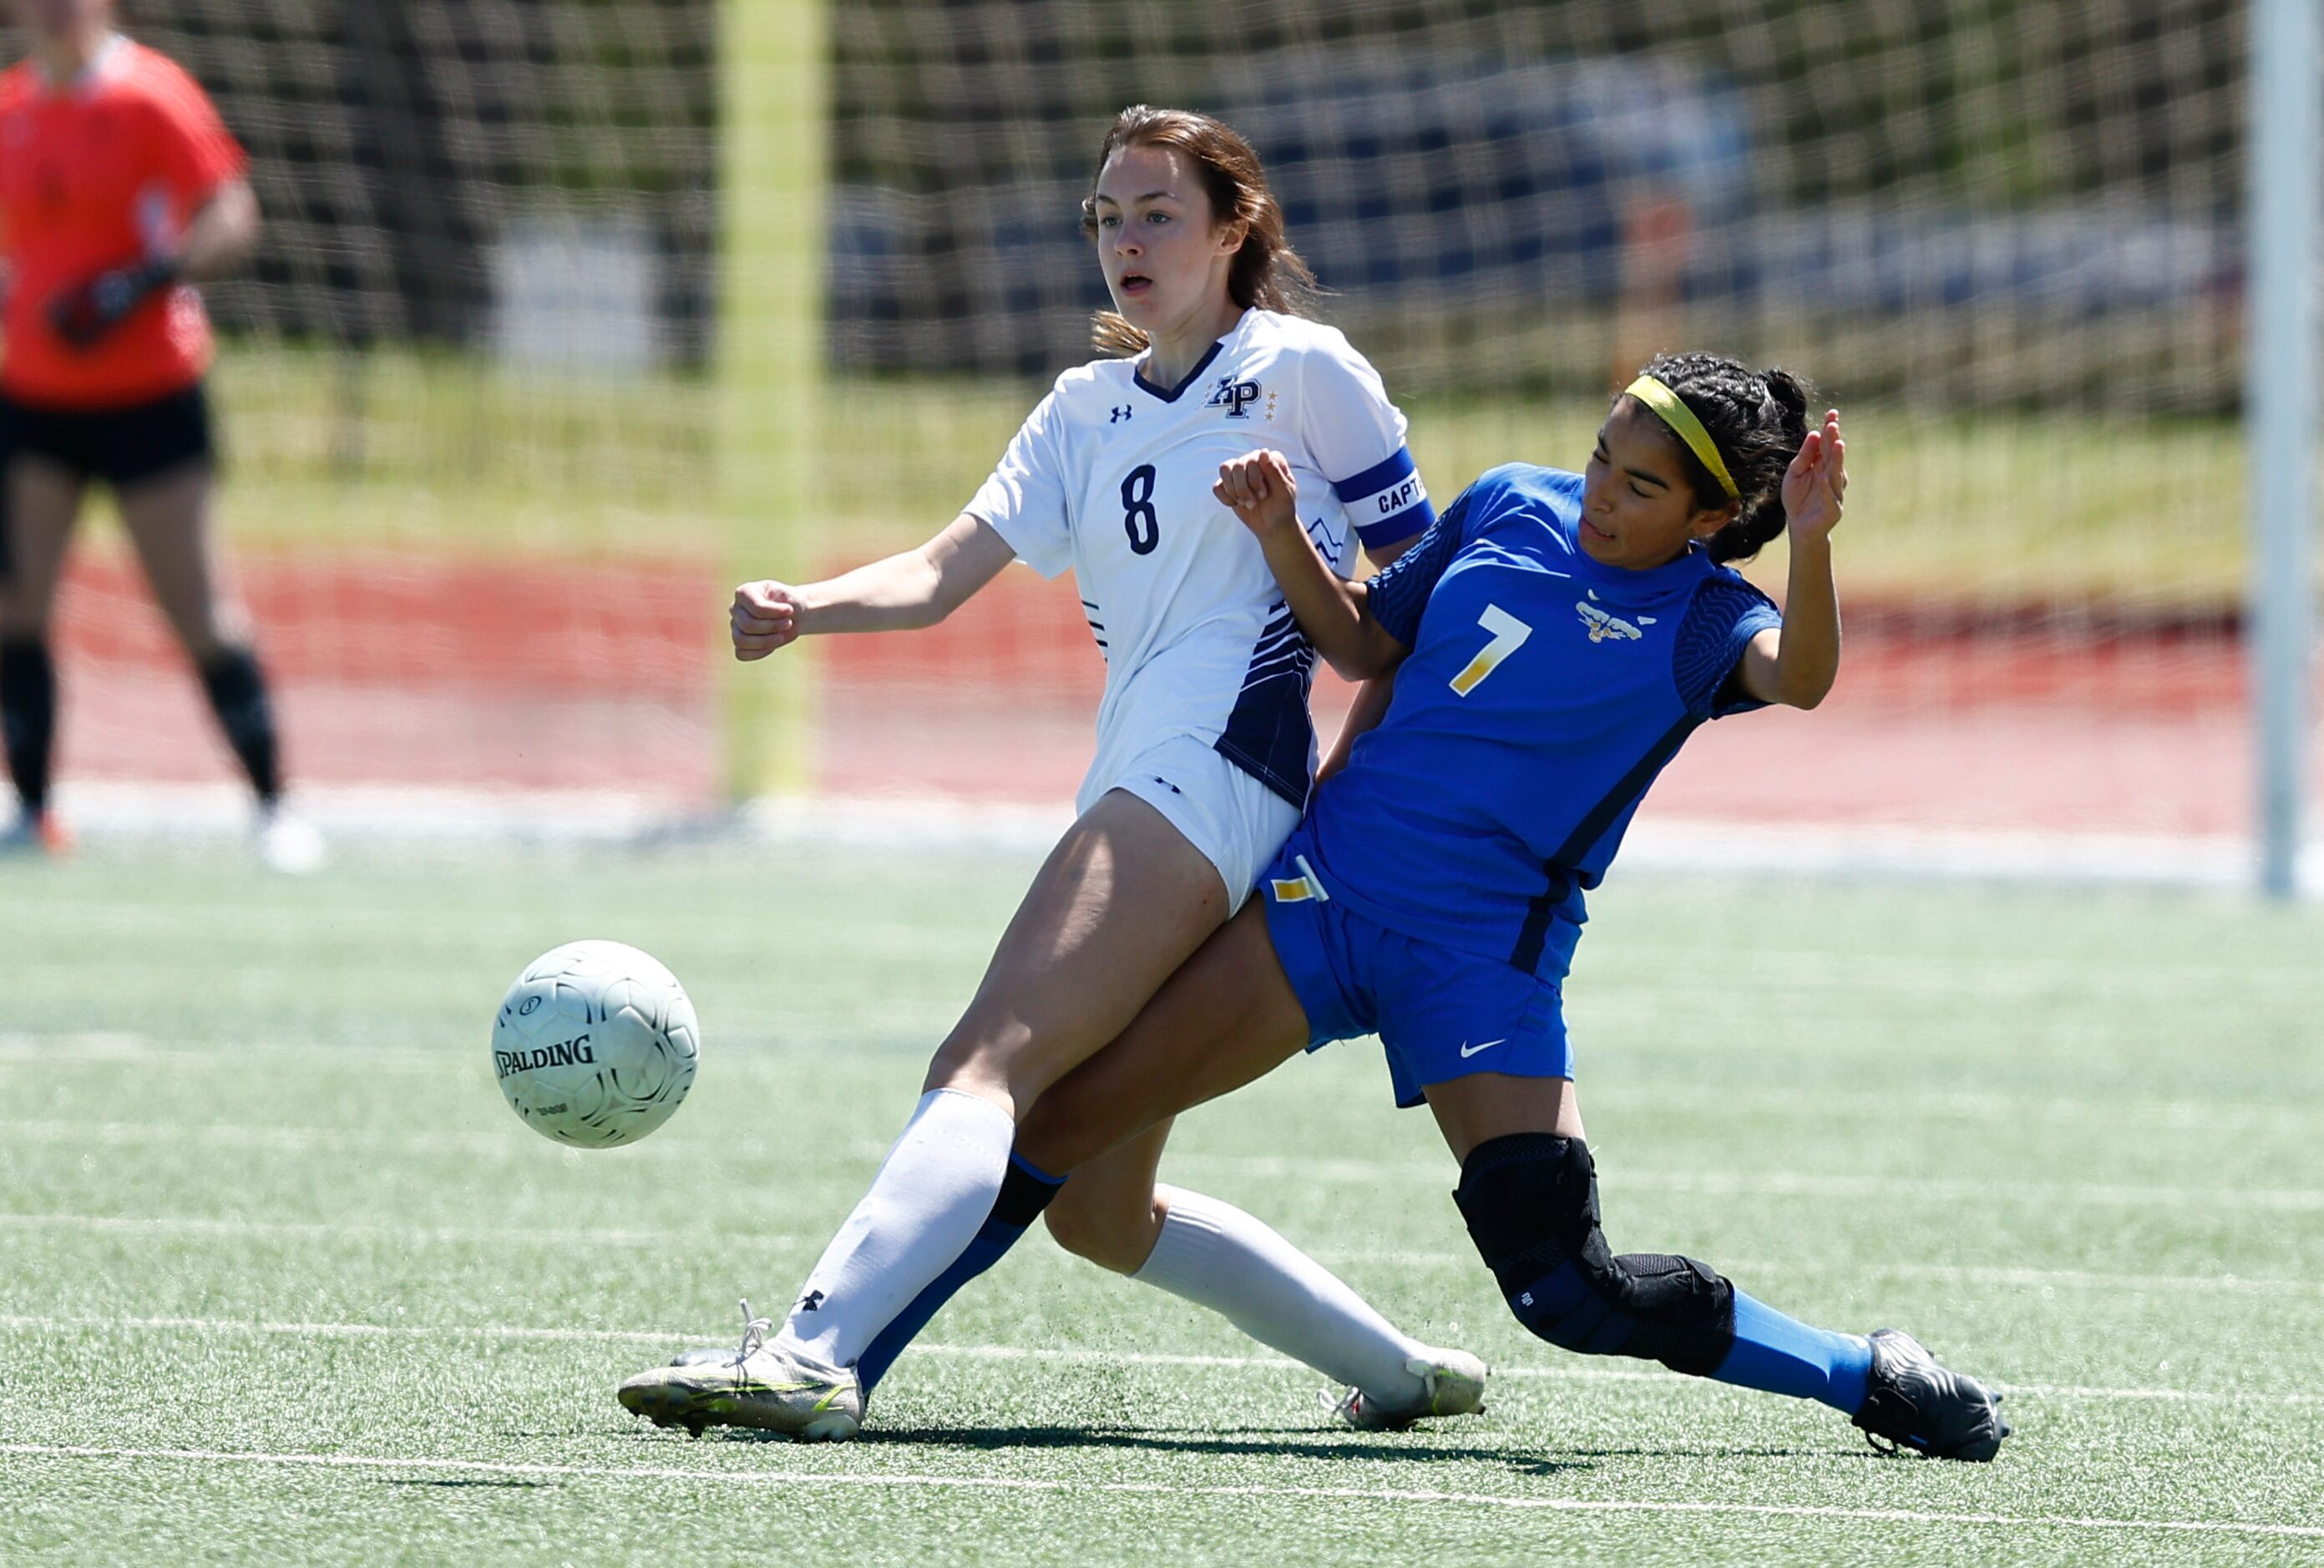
[967,308,1431,807]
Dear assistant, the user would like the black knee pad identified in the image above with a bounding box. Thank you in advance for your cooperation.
[1453,1133,1735,1377]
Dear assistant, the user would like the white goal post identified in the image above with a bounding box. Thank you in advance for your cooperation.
[2249,0,2320,899]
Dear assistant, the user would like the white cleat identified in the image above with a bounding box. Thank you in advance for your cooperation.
[618,1301,863,1441]
[1326,1348,1490,1432]
[256,804,327,875]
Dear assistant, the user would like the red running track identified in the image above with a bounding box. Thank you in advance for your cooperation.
[39,546,2294,840]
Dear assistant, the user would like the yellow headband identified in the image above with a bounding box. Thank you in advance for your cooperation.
[1623,375,1739,500]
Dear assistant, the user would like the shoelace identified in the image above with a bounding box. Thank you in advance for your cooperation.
[1863,1335,1952,1458]
[729,1298,772,1369]
[1858,1353,1915,1457]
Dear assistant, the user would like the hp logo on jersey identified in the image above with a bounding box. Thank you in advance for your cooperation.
[1205,377,1263,418]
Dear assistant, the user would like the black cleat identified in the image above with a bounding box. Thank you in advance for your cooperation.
[1852,1328,2010,1461]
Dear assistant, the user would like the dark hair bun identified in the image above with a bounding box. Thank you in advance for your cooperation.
[1635,353,1816,564]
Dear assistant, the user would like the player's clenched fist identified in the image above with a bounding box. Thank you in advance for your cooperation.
[1213,448,1299,539]
[731,580,803,660]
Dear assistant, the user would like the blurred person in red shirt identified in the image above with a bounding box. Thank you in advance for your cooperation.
[0,0,318,869]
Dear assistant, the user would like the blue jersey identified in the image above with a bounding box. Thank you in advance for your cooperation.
[1299,463,1781,975]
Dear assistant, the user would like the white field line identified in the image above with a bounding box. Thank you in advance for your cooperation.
[0,1120,518,1157]
[2,1442,2317,1540]
[0,1211,795,1249]
[9,1064,2323,1139]
[1332,1251,2324,1301]
[19,776,2260,878]
[7,1037,2319,1140]
[18,906,2324,1002]
[0,1035,449,1070]
[38,780,713,847]
[1170,1155,2324,1213]
[1582,1087,2324,1136]
[10,1117,2321,1216]
[1775,1261,2324,1300]
[10,903,980,965]
[0,1206,2311,1304]
[41,778,2324,896]
[0,1313,2313,1409]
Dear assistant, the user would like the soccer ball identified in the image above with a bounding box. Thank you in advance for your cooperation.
[492,939,700,1148]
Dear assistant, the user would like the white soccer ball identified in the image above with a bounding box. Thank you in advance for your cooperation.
[492,939,700,1148]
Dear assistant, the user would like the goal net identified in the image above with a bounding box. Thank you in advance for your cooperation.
[40,1,2267,867]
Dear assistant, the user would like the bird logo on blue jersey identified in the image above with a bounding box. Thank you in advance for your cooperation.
[1576,595,1651,643]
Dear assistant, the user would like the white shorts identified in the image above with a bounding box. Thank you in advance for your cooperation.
[1081,732,1301,913]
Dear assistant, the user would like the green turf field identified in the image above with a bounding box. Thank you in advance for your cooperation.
[3,845,2320,1564]
[190,344,2246,605]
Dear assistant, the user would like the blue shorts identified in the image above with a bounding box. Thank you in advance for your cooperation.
[1258,837,1573,1110]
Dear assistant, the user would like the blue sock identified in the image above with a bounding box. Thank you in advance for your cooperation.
[1712,1290,1872,1414]
[854,1151,1066,1394]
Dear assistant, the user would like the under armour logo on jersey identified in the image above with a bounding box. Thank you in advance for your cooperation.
[1576,599,1646,643]
[797,1290,826,1313]
[1205,377,1263,418]
[1110,404,1133,423]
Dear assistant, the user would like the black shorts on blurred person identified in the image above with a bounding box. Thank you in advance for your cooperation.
[0,381,216,493]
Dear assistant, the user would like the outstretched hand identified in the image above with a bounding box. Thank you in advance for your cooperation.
[731,580,803,660]
[1213,449,1300,539]
[1783,409,1847,544]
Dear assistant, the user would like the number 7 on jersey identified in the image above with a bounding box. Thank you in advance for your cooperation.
[1449,604,1532,695]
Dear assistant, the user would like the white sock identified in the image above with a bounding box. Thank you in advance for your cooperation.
[1131,1185,1432,1409]
[777,1087,1016,1371]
